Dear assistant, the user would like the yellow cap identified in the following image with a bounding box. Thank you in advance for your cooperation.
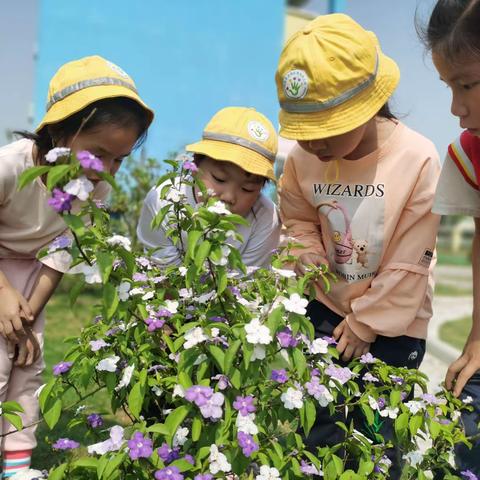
[36,55,154,132]
[186,107,278,181]
[275,13,400,140]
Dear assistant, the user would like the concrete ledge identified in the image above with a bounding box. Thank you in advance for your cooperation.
[426,337,462,365]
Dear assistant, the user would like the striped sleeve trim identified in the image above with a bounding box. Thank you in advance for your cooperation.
[448,137,479,190]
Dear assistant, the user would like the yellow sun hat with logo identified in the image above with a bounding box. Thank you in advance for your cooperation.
[275,13,400,140]
[36,55,154,133]
[186,107,278,181]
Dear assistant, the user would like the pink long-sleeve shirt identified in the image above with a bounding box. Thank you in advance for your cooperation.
[278,122,441,342]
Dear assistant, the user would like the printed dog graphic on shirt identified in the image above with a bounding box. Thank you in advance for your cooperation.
[352,239,369,268]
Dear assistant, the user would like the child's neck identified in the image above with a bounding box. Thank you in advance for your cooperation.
[346,116,397,160]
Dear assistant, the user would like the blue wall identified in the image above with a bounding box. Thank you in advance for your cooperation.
[35,0,285,160]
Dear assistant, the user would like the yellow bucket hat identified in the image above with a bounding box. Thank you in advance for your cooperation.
[36,55,154,132]
[275,13,400,140]
[186,107,278,181]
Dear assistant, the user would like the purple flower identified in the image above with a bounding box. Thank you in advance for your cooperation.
[233,395,256,416]
[362,373,379,383]
[271,369,288,384]
[128,432,153,460]
[48,235,72,252]
[212,374,231,390]
[155,466,184,480]
[53,438,80,450]
[87,413,103,428]
[185,385,213,407]
[377,397,386,409]
[77,150,104,172]
[184,454,195,465]
[322,336,337,345]
[209,315,227,323]
[390,375,404,385]
[277,328,298,348]
[53,361,72,376]
[300,460,321,476]
[132,272,148,282]
[360,352,376,364]
[421,393,441,405]
[237,431,259,457]
[194,475,213,480]
[89,339,109,351]
[325,364,353,385]
[48,188,74,213]
[462,471,479,480]
[157,442,180,464]
[199,392,224,420]
[145,316,165,332]
[183,160,198,172]
[157,308,173,317]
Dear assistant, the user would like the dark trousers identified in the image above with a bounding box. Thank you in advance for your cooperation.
[305,300,426,479]
[454,372,480,474]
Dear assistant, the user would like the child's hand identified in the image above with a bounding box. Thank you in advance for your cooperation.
[333,320,370,362]
[11,326,41,367]
[295,253,329,276]
[0,285,34,342]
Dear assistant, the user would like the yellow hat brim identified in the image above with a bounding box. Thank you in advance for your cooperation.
[35,84,154,133]
[279,52,400,140]
[186,139,276,182]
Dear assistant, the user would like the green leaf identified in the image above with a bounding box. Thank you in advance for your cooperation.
[208,344,225,373]
[300,399,317,437]
[43,398,62,429]
[147,423,170,435]
[103,283,119,320]
[18,165,51,190]
[69,277,85,307]
[46,164,74,191]
[409,414,423,437]
[394,412,409,442]
[165,405,191,437]
[224,339,242,374]
[48,463,68,480]
[63,214,86,236]
[128,381,146,418]
[192,416,202,441]
[194,240,211,269]
[96,251,114,283]
[187,230,203,260]
[360,403,374,426]
[39,378,57,412]
[291,348,307,378]
[3,412,23,431]
[103,452,127,479]
[72,457,98,469]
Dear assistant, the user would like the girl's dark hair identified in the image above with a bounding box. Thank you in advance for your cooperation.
[420,0,480,62]
[15,97,150,164]
[377,102,397,120]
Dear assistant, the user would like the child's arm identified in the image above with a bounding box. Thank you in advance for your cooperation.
[445,218,480,397]
[0,270,34,342]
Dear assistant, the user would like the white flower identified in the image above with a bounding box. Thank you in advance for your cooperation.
[106,235,132,251]
[117,282,131,301]
[368,396,380,411]
[195,291,216,304]
[309,338,329,354]
[403,450,424,468]
[179,288,192,298]
[281,387,304,410]
[211,245,231,266]
[68,262,102,284]
[96,355,120,372]
[256,465,281,480]
[184,327,208,349]
[282,293,308,315]
[87,425,124,455]
[209,444,231,474]
[152,386,163,397]
[173,384,185,398]
[64,175,94,201]
[250,345,266,362]
[236,413,259,435]
[194,354,208,366]
[405,400,424,415]
[211,328,220,338]
[272,267,296,278]
[207,201,231,215]
[164,300,179,313]
[115,364,134,391]
[173,427,189,447]
[463,395,474,405]
[45,147,70,163]
[178,266,188,276]
[8,469,46,479]
[142,291,154,301]
[380,406,399,419]
[245,318,272,345]
[166,187,183,203]
[34,384,46,398]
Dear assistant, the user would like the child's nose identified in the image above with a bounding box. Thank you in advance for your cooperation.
[219,189,236,206]
[451,92,468,119]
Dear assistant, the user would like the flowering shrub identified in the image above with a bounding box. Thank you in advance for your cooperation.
[6,151,474,479]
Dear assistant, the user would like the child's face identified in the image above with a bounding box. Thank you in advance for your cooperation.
[432,51,480,136]
[297,122,371,161]
[196,157,264,217]
[65,124,139,182]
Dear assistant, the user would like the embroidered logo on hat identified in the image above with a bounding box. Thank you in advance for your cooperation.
[283,70,309,99]
[247,121,270,142]
[106,60,131,79]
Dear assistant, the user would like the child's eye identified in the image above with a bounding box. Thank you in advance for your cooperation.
[242,188,255,193]
[461,81,480,90]
[212,174,225,183]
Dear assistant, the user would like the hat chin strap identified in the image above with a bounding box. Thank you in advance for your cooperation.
[202,131,275,163]
[46,77,137,111]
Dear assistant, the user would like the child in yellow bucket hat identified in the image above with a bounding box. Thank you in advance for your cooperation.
[137,106,281,267]
[0,55,153,478]
[276,14,441,477]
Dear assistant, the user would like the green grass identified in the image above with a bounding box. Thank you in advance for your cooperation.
[437,250,471,266]
[32,282,108,471]
[439,315,471,351]
[434,283,472,297]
